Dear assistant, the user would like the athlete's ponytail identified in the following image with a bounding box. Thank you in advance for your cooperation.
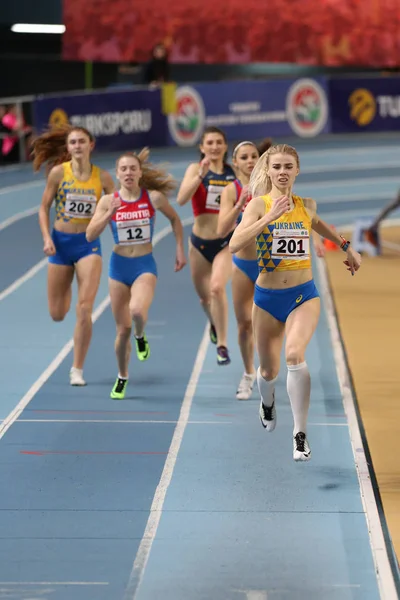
[116,152,177,196]
[31,125,94,172]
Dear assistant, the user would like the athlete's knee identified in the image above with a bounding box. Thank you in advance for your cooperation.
[285,344,305,366]
[199,296,210,309]
[50,308,66,322]
[210,278,226,298]
[76,300,93,322]
[130,303,145,323]
[116,324,131,340]
[259,365,279,381]
[238,317,252,338]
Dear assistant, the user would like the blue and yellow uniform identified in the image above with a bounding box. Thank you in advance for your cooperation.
[253,194,319,322]
[49,161,103,266]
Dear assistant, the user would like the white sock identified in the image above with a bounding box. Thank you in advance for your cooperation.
[257,367,277,407]
[287,362,311,435]
[71,367,83,374]
[118,374,128,380]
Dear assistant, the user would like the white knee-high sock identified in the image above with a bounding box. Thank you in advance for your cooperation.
[257,367,277,408]
[287,362,311,435]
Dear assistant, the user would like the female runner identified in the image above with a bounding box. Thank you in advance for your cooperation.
[176,126,235,366]
[230,144,361,460]
[86,152,186,399]
[34,126,115,386]
[218,139,325,401]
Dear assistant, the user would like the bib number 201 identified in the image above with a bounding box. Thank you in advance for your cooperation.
[271,232,310,260]
[276,238,306,255]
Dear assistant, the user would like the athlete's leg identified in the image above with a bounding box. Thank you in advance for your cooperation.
[188,238,214,332]
[252,303,285,431]
[72,254,102,382]
[285,297,320,460]
[47,263,74,321]
[232,264,256,375]
[109,278,132,379]
[209,246,232,358]
[129,273,157,361]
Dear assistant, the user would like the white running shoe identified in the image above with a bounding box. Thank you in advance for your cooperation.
[259,397,276,431]
[69,367,86,386]
[236,372,256,400]
[293,432,311,461]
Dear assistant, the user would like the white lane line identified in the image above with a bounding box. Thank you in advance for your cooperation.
[16,419,232,425]
[123,323,210,600]
[0,205,40,232]
[0,581,109,585]
[0,217,194,441]
[0,258,47,303]
[316,256,399,600]
[0,180,44,196]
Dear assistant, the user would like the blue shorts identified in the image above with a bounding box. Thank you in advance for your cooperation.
[48,229,102,266]
[109,252,158,287]
[232,255,259,284]
[254,279,319,323]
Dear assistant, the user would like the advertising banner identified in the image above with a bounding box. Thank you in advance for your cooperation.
[329,77,400,133]
[167,78,330,146]
[33,89,168,151]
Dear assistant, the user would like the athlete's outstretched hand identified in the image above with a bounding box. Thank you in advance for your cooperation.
[174,246,187,272]
[267,195,291,222]
[343,246,362,276]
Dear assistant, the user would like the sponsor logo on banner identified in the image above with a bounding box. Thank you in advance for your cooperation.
[348,89,376,126]
[286,78,328,137]
[168,86,205,146]
[48,107,152,136]
[348,87,400,126]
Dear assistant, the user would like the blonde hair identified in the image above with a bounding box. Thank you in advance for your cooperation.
[116,152,177,196]
[249,144,300,197]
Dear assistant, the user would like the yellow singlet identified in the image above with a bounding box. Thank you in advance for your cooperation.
[55,161,103,224]
[256,194,312,272]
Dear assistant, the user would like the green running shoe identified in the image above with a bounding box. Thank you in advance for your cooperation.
[110,377,128,400]
[135,334,150,361]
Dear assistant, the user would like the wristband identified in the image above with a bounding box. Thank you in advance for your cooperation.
[198,170,204,179]
[339,235,350,252]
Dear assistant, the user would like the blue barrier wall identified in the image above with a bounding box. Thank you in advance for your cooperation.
[32,75,400,150]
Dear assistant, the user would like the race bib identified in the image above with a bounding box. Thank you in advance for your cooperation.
[116,218,151,245]
[65,194,97,218]
[206,185,223,211]
[271,228,310,260]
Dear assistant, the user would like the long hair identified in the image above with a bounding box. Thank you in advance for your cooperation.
[116,152,177,196]
[249,144,300,197]
[31,125,94,172]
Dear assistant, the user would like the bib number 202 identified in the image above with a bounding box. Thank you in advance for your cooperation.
[69,201,93,215]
